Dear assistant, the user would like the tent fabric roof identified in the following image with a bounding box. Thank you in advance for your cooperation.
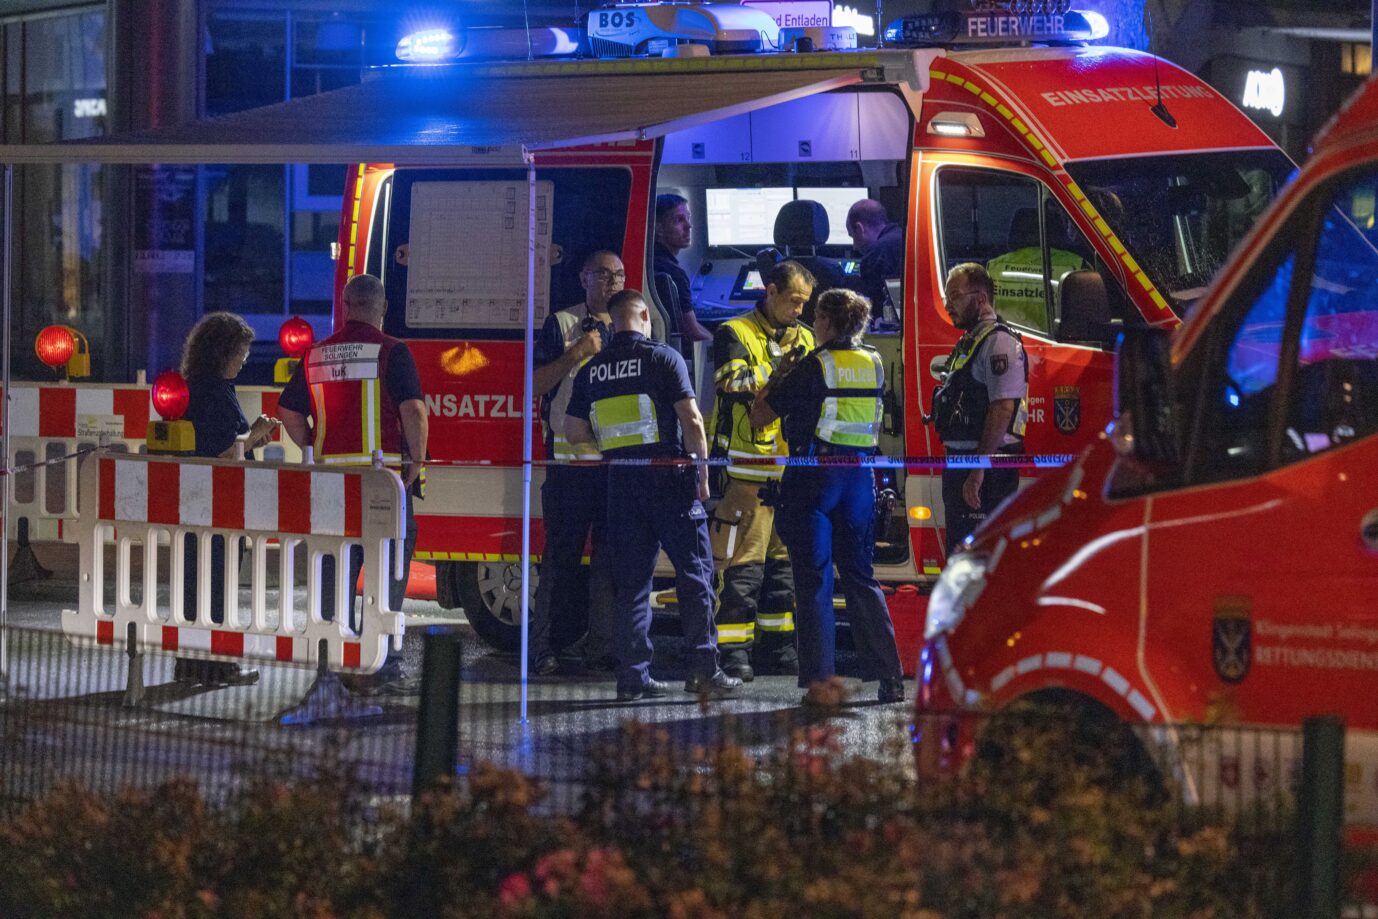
[0,66,865,165]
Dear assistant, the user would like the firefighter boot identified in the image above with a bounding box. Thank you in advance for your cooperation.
[721,647,754,682]
[757,640,799,676]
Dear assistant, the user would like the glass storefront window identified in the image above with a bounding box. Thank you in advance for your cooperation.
[6,9,108,380]
[203,12,391,355]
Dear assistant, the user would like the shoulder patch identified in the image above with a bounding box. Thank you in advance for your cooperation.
[991,353,1009,377]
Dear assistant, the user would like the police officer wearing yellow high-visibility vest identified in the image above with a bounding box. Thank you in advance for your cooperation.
[278,273,429,692]
[931,262,1030,550]
[526,250,621,676]
[565,289,741,702]
[750,288,904,704]
[708,260,816,681]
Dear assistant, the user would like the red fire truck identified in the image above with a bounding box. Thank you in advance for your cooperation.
[918,72,1378,839]
[330,6,1292,656]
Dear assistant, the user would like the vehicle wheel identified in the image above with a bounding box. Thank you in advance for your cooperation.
[454,560,538,652]
[976,690,1164,804]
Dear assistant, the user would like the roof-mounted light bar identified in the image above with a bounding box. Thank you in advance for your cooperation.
[884,4,1109,48]
[396,28,460,62]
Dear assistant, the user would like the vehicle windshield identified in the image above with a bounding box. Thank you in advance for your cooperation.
[1065,150,1296,316]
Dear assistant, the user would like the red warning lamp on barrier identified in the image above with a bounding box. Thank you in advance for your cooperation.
[275,316,315,383]
[35,325,75,369]
[148,371,195,454]
[151,371,190,420]
[35,324,91,378]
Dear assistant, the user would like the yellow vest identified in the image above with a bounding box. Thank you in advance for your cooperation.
[710,310,815,481]
[987,246,1086,332]
[815,346,884,449]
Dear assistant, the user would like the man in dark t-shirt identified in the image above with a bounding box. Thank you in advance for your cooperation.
[653,194,713,358]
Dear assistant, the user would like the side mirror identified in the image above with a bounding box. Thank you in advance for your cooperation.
[1112,326,1179,464]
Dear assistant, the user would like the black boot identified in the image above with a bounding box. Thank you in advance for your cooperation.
[720,648,754,682]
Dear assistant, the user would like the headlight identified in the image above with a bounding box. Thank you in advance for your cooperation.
[925,553,989,640]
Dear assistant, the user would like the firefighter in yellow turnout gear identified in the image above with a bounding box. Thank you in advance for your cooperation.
[708,261,816,681]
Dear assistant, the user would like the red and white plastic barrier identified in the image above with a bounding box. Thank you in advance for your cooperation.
[2,382,298,544]
[63,451,405,674]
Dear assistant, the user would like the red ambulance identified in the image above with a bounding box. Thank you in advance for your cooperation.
[918,73,1378,837]
[329,8,1293,653]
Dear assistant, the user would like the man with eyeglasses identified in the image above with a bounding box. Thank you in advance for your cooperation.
[931,263,1030,550]
[527,250,623,675]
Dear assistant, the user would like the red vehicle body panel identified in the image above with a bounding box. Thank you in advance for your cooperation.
[920,74,1378,835]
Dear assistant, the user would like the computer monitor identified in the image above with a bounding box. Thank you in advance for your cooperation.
[729,264,768,301]
[704,187,793,247]
[794,187,864,246]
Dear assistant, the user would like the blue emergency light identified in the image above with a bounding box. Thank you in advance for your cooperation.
[884,6,1108,47]
[396,28,459,62]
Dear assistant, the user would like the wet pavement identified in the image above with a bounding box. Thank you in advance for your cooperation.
[0,577,915,811]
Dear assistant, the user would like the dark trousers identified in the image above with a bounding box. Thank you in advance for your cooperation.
[941,463,1019,551]
[776,466,902,688]
[607,466,719,693]
[531,464,615,662]
[320,493,418,641]
[182,533,244,625]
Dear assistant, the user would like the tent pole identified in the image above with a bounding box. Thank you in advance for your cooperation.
[1,164,12,680]
[518,149,536,724]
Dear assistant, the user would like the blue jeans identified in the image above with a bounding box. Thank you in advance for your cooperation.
[607,465,719,692]
[775,465,902,688]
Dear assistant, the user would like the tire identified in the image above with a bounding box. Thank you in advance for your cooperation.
[448,560,538,652]
[977,690,1165,803]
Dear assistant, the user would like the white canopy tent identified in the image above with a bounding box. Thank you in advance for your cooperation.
[0,57,887,715]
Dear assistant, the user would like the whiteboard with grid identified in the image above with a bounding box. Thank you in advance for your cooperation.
[405,180,554,329]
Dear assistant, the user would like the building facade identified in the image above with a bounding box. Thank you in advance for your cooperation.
[0,0,1370,383]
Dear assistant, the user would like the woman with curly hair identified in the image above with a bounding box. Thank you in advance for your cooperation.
[748,288,904,705]
[175,312,279,685]
[181,312,277,459]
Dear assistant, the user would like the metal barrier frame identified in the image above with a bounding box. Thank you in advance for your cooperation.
[63,451,405,675]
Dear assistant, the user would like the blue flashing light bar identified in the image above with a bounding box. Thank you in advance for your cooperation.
[884,7,1107,47]
[397,28,459,62]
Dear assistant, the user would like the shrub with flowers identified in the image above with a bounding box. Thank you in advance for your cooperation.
[0,693,1297,918]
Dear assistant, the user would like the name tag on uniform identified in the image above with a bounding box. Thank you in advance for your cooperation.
[306,342,382,384]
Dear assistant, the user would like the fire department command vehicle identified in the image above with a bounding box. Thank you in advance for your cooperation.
[6,3,1290,667]
[326,3,1290,655]
[919,72,1378,846]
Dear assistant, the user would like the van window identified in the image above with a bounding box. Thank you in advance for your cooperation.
[937,168,1123,342]
[1281,170,1378,461]
[937,168,1049,335]
[1196,252,1294,481]
[1065,150,1294,315]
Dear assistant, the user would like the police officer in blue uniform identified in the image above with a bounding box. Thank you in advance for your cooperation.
[565,289,741,702]
[750,288,905,704]
[931,263,1030,550]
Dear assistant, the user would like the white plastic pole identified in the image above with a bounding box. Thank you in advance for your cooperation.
[518,150,536,724]
[0,164,11,679]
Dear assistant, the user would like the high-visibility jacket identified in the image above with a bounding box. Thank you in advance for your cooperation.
[932,319,1029,446]
[986,245,1086,332]
[710,310,815,481]
[814,345,885,450]
[579,332,683,458]
[542,305,607,462]
[303,321,407,466]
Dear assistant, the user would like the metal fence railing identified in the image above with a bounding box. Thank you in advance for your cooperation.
[1,612,1369,917]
